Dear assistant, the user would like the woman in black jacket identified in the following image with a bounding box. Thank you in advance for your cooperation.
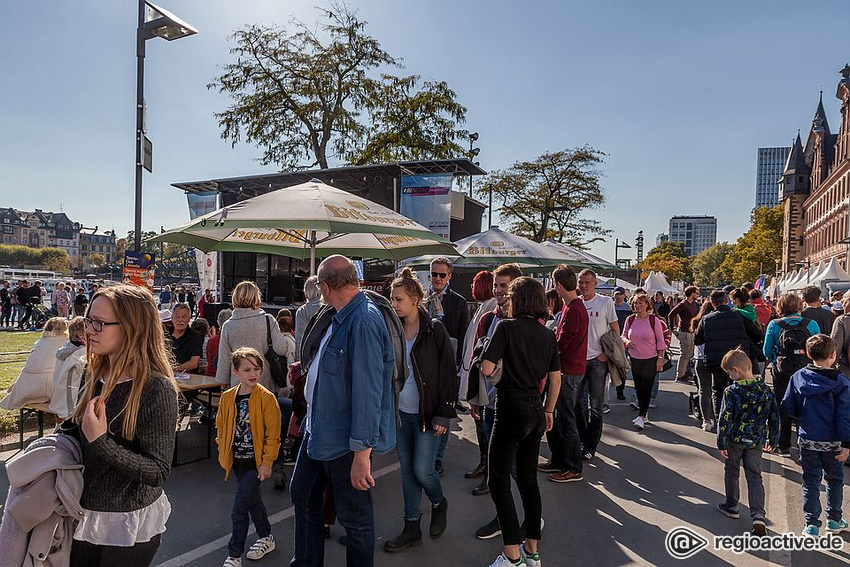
[384,268,456,552]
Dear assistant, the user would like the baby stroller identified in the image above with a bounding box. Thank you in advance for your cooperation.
[29,304,51,329]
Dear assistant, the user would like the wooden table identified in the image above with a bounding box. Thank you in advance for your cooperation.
[173,373,221,467]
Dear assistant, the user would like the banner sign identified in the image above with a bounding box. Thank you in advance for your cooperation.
[123,251,155,290]
[400,174,453,240]
[187,191,219,292]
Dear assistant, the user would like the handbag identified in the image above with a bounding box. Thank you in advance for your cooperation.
[264,315,288,388]
[661,353,673,373]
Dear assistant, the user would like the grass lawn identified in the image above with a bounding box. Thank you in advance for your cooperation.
[0,331,40,391]
[0,331,43,437]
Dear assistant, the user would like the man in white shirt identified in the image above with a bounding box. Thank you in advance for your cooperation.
[577,269,619,460]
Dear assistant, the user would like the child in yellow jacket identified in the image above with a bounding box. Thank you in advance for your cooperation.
[216,347,281,567]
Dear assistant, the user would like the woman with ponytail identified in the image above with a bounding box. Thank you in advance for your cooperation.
[383,268,457,553]
[63,284,178,566]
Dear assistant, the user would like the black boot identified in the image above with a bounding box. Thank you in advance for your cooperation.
[384,518,422,552]
[430,498,448,538]
[465,460,486,479]
[472,476,490,496]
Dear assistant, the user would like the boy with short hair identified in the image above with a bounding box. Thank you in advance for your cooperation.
[716,349,779,536]
[216,347,282,567]
[781,334,850,537]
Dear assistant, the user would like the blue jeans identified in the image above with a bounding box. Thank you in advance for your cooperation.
[397,412,444,520]
[577,358,607,454]
[229,460,271,558]
[546,374,583,473]
[289,434,374,567]
[436,426,449,462]
[800,448,845,527]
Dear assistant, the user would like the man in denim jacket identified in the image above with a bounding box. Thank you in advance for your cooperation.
[289,255,395,567]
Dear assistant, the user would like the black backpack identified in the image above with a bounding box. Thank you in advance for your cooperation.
[775,318,813,376]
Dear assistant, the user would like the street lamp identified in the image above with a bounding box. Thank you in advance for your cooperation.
[134,1,197,252]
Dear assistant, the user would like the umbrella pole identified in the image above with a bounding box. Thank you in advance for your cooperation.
[309,230,317,276]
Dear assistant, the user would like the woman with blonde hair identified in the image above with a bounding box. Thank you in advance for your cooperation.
[53,282,71,318]
[61,284,178,566]
[384,268,455,552]
[215,281,294,391]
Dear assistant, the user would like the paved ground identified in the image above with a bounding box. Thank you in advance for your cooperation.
[2,370,850,566]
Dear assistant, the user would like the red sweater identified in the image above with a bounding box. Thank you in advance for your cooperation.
[556,297,589,376]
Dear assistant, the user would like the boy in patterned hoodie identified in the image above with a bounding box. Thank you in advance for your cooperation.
[716,349,779,536]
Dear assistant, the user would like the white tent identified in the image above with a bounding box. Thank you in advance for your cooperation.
[644,271,678,294]
[778,270,797,291]
[812,257,850,286]
[807,261,826,284]
[786,269,810,291]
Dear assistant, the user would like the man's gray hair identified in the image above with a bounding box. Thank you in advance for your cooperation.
[430,256,453,272]
[304,275,321,301]
[578,268,597,280]
[317,255,360,290]
[217,308,233,327]
[172,303,191,316]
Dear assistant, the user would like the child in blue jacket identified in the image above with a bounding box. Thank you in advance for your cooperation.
[781,334,850,537]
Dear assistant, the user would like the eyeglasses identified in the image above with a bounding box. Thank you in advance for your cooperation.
[83,317,120,332]
[431,272,448,279]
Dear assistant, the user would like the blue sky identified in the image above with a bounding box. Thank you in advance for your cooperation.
[2,1,850,261]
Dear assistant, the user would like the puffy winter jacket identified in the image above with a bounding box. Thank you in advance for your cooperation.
[48,342,86,419]
[694,305,754,367]
[717,377,779,450]
[781,365,850,447]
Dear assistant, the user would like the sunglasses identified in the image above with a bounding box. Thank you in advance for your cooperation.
[431,272,448,279]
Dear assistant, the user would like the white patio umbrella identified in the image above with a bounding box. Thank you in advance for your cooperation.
[401,226,565,271]
[148,180,458,274]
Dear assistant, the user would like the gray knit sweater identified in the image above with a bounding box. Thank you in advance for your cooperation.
[65,375,178,512]
[215,308,295,390]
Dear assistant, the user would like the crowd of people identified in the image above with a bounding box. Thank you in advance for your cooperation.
[1,279,102,330]
[1,257,850,566]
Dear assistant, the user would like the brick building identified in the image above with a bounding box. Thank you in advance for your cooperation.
[781,65,850,274]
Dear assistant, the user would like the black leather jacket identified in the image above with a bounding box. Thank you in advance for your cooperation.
[407,308,458,431]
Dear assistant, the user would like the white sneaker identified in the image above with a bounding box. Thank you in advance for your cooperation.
[246,535,275,560]
[223,558,242,567]
[521,545,542,567]
[633,416,645,430]
[488,553,526,566]
[649,401,657,409]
